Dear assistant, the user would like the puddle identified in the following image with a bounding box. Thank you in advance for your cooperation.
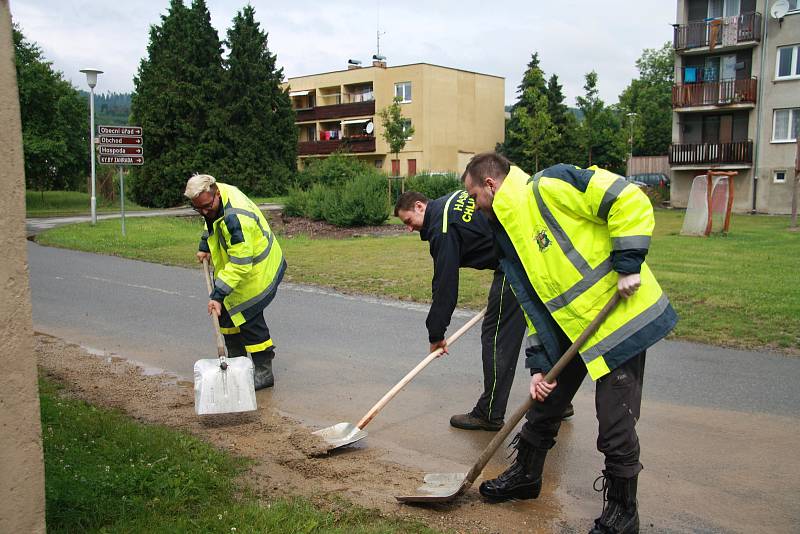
[80,344,174,378]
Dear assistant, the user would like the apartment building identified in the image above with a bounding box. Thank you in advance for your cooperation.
[284,60,505,176]
[671,0,800,213]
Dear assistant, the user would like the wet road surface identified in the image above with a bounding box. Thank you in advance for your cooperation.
[28,242,800,533]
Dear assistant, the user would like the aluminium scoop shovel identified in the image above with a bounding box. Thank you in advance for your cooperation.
[313,308,487,451]
[396,293,621,503]
[194,258,258,415]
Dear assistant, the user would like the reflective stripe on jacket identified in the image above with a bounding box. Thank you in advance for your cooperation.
[493,165,677,380]
[203,183,285,327]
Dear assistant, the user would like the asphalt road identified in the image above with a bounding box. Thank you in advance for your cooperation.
[28,242,800,533]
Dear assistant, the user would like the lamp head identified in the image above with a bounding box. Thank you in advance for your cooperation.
[80,68,103,89]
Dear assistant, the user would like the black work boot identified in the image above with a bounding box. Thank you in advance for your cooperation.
[251,349,274,390]
[561,402,575,420]
[479,433,548,501]
[450,412,503,431]
[588,471,639,534]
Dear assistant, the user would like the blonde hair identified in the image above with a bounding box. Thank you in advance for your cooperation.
[184,174,217,200]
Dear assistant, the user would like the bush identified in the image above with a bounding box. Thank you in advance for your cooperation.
[321,173,389,227]
[295,152,374,190]
[283,187,308,217]
[404,172,461,201]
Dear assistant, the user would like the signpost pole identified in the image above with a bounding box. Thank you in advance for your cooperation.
[119,165,126,237]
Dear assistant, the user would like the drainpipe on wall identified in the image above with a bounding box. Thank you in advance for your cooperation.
[750,9,769,213]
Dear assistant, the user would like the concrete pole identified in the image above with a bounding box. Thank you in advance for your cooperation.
[0,2,46,531]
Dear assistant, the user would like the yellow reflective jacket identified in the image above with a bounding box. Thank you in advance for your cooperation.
[199,183,285,327]
[493,165,677,380]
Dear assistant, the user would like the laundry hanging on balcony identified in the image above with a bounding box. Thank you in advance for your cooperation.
[721,16,738,47]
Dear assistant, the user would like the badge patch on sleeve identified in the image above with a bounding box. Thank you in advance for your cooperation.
[535,228,552,252]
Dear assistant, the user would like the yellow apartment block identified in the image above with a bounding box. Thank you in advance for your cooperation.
[283,61,505,176]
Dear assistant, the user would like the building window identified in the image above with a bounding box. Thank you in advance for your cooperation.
[776,45,800,79]
[408,159,417,176]
[394,82,412,103]
[374,159,383,169]
[773,170,787,184]
[772,108,800,142]
[402,119,413,140]
[789,0,799,13]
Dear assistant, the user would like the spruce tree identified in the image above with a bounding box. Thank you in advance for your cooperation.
[130,0,224,207]
[500,53,554,171]
[576,71,626,174]
[544,74,580,167]
[219,5,297,196]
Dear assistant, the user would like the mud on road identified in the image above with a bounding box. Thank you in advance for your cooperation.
[37,334,569,534]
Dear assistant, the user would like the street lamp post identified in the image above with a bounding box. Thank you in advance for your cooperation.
[80,68,103,225]
[626,112,637,175]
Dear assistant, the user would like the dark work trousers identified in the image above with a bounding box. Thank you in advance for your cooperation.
[217,305,274,358]
[471,269,527,424]
[519,349,647,478]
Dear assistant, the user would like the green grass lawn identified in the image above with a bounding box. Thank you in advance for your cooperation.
[41,377,440,533]
[250,196,289,205]
[26,190,149,217]
[35,210,800,353]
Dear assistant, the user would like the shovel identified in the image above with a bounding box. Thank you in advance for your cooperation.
[396,293,621,503]
[194,258,258,415]
[313,308,487,451]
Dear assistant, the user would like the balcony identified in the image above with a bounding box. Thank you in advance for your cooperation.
[295,101,375,123]
[673,12,761,52]
[669,140,753,166]
[298,136,376,156]
[672,78,757,108]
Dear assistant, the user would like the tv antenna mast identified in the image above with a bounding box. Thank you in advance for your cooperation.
[375,0,386,60]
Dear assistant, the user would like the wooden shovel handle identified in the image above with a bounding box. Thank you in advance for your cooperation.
[202,258,227,359]
[356,308,488,429]
[463,293,621,486]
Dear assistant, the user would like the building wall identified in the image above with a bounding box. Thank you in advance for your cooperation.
[671,0,799,213]
[286,63,504,176]
[754,10,800,213]
[0,2,46,532]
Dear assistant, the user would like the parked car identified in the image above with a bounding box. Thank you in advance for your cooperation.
[625,173,670,188]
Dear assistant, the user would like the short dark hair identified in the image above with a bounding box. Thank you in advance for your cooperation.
[463,152,511,184]
[394,191,428,216]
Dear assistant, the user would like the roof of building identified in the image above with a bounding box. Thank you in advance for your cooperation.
[286,62,504,82]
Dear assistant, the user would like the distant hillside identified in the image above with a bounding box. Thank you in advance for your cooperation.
[79,91,132,126]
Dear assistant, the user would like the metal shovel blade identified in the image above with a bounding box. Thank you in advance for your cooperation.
[396,472,469,503]
[194,356,257,415]
[312,422,368,450]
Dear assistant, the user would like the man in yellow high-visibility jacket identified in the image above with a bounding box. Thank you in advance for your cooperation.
[186,174,286,390]
[464,153,677,534]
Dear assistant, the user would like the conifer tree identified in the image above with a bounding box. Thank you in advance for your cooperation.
[576,71,625,173]
[130,0,224,207]
[544,73,580,167]
[500,53,554,171]
[219,5,297,195]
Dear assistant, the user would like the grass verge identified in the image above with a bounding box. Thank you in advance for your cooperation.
[26,190,148,217]
[35,210,800,353]
[41,377,440,533]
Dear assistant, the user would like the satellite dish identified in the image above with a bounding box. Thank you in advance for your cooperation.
[770,0,789,19]
[365,121,374,134]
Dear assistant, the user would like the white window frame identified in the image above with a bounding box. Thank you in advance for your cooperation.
[789,0,799,13]
[402,119,413,140]
[772,108,799,143]
[773,170,787,184]
[775,44,800,80]
[394,82,412,103]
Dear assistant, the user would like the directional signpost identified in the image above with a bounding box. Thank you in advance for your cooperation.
[97,125,144,236]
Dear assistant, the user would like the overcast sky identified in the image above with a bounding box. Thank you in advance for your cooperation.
[11,0,676,107]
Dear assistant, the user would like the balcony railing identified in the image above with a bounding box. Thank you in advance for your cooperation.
[295,101,375,123]
[298,136,376,156]
[673,12,762,51]
[669,140,753,166]
[672,78,757,108]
